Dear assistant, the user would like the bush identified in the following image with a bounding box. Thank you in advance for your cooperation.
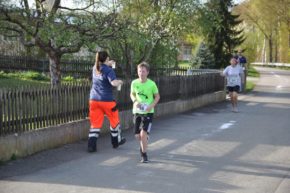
[192,42,215,69]
[62,75,75,82]
[0,71,49,81]
[0,71,7,78]
[18,71,49,81]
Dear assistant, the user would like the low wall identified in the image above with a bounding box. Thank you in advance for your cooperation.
[252,62,290,68]
[0,91,225,162]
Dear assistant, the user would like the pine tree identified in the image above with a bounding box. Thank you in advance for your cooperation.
[198,0,245,68]
[192,42,215,69]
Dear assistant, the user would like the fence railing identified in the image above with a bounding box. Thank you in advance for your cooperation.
[0,72,224,136]
[0,55,93,77]
[0,55,220,78]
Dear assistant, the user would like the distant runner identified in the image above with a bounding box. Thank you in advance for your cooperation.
[222,58,244,112]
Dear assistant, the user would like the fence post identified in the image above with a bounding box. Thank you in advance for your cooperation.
[0,91,2,135]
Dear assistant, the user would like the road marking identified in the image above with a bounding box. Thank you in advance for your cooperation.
[219,120,236,130]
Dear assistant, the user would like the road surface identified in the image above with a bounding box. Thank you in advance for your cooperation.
[0,67,290,193]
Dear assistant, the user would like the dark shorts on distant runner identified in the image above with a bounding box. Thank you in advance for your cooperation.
[227,85,240,93]
[133,113,153,134]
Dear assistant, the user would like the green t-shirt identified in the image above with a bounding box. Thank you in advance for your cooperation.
[130,78,159,114]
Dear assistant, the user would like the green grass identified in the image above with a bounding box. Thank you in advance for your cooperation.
[247,66,260,77]
[178,61,191,68]
[0,71,49,88]
[0,71,87,89]
[245,80,255,93]
[0,77,49,88]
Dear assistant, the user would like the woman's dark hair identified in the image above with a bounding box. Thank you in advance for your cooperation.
[95,51,109,72]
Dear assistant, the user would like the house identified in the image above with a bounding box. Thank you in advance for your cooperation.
[177,41,193,61]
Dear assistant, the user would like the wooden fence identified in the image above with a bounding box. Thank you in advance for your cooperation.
[0,72,224,136]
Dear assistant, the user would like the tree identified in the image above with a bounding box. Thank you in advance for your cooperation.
[197,0,244,68]
[235,0,290,63]
[0,0,126,86]
[192,41,215,69]
[95,0,200,76]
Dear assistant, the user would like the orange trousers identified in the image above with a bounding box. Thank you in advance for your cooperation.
[89,100,119,129]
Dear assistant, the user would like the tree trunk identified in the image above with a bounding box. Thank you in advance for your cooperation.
[274,28,278,62]
[261,36,266,63]
[142,43,156,63]
[48,52,62,87]
[129,49,134,77]
[268,35,273,62]
[123,45,133,77]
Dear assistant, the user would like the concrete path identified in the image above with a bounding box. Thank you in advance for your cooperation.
[1,67,290,193]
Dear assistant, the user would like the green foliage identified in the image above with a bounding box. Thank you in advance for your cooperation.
[197,0,244,68]
[0,71,7,78]
[19,71,49,81]
[0,71,49,88]
[178,61,191,68]
[62,75,88,83]
[10,153,17,161]
[0,71,48,81]
[245,80,255,92]
[192,42,215,69]
[0,71,87,88]
[247,65,260,77]
[150,41,179,67]
[94,0,200,76]
[0,0,127,86]
[62,76,75,82]
[234,0,289,63]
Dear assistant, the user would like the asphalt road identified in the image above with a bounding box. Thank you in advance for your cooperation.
[0,67,290,193]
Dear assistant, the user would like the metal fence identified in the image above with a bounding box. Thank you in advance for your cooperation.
[0,72,224,136]
[0,55,93,77]
[0,55,219,78]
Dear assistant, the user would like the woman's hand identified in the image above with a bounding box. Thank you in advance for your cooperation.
[111,79,123,87]
[107,60,115,67]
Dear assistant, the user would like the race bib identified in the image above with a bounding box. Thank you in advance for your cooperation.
[137,103,149,113]
[228,75,239,86]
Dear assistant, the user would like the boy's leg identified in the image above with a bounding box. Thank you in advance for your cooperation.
[88,101,104,152]
[139,114,153,163]
[133,115,143,158]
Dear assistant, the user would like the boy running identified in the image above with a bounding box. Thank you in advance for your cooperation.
[130,62,160,163]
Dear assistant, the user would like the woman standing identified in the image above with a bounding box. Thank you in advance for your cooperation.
[222,58,244,112]
[88,51,126,152]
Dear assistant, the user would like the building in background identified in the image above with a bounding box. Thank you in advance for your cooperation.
[178,42,193,61]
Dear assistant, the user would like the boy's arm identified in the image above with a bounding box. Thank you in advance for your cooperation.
[152,93,160,107]
[130,92,137,103]
[146,93,160,113]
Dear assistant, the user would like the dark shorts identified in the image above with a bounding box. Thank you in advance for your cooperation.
[133,113,154,134]
[227,85,240,93]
